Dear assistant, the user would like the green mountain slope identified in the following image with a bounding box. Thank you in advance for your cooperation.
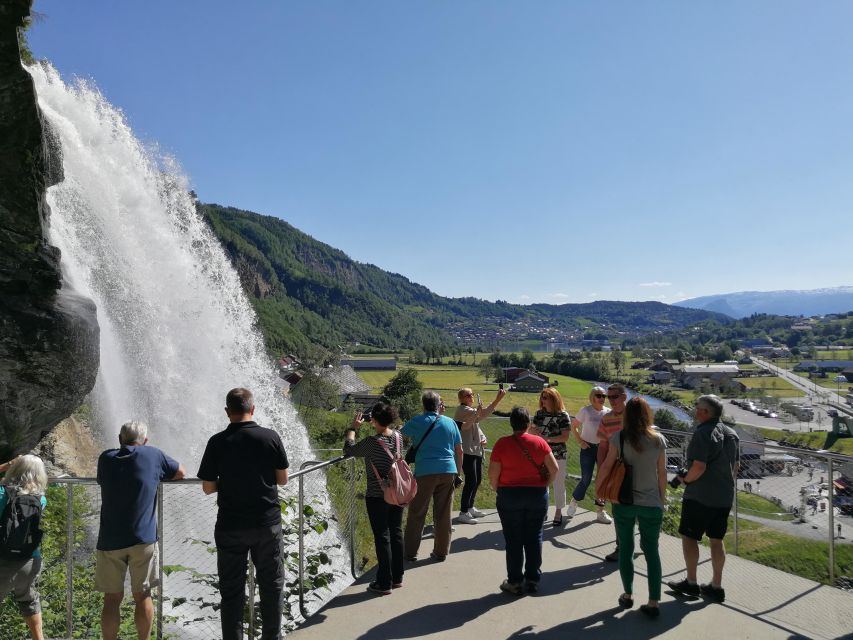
[200,203,727,355]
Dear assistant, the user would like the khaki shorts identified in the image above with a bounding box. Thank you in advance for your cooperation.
[95,543,159,594]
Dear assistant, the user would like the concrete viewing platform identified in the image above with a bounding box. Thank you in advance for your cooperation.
[291,508,853,640]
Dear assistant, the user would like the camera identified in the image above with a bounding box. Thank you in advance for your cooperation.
[668,467,688,489]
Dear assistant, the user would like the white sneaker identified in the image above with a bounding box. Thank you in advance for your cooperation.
[596,510,613,524]
[457,512,479,525]
[469,507,486,518]
[566,501,578,518]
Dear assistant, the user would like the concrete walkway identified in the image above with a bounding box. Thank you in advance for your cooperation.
[290,508,853,640]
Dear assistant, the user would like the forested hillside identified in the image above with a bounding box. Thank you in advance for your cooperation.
[200,203,727,355]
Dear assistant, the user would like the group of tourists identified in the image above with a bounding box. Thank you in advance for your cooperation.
[344,384,740,620]
[0,387,289,640]
[0,383,739,638]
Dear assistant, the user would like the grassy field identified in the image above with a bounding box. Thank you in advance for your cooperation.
[359,364,594,415]
[759,428,853,455]
[727,517,852,585]
[736,376,806,398]
[737,491,795,521]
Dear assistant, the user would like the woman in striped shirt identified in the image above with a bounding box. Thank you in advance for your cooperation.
[344,403,404,595]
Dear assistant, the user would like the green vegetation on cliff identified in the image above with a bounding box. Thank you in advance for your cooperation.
[200,203,727,357]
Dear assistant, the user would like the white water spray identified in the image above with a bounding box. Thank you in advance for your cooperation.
[29,62,310,467]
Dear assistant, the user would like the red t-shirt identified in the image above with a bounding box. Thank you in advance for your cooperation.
[490,433,551,488]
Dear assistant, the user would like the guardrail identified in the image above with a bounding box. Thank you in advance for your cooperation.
[1,434,849,638]
[0,451,360,640]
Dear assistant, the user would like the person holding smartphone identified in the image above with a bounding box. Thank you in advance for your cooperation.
[454,386,508,524]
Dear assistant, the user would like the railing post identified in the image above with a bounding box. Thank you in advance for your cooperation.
[733,470,739,556]
[827,457,835,585]
[298,472,306,616]
[65,483,73,638]
[349,457,357,579]
[157,484,164,639]
[247,561,256,638]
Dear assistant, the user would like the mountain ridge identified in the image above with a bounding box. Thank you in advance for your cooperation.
[674,287,853,319]
[200,202,729,355]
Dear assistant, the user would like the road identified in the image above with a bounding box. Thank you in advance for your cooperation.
[749,357,852,432]
[753,356,846,405]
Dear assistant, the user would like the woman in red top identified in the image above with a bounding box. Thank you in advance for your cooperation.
[489,407,558,595]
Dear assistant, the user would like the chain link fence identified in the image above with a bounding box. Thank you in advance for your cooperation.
[0,452,360,640]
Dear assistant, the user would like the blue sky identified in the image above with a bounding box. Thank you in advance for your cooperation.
[29,1,853,304]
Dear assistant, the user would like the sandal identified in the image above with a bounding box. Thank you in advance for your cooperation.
[552,513,563,527]
[618,593,634,609]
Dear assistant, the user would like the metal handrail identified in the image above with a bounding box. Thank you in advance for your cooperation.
[45,453,357,639]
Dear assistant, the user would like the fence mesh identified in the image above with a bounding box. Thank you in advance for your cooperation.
[1,436,850,637]
[0,451,359,640]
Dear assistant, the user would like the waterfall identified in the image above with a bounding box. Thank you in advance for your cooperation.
[26,62,346,636]
[28,62,310,468]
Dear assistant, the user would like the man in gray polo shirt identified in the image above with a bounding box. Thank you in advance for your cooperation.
[667,394,739,603]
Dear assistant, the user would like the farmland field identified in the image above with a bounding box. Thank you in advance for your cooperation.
[736,376,806,398]
[358,364,593,415]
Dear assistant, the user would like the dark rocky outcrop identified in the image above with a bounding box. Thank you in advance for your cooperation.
[0,1,99,459]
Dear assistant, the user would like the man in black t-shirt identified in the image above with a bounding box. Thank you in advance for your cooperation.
[198,388,290,640]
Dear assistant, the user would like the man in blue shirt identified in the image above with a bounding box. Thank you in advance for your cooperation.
[402,391,463,562]
[96,421,184,640]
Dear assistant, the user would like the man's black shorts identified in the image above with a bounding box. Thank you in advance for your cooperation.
[678,499,731,540]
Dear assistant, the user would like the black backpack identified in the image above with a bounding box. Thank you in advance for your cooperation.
[0,487,44,560]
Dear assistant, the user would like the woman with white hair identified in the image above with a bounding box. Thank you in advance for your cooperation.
[0,454,49,640]
[567,386,611,522]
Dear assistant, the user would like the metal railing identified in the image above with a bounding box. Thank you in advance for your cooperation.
[0,452,361,640]
[2,435,849,637]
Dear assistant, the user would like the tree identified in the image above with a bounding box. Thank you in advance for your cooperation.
[381,369,423,421]
[478,362,495,382]
[654,409,690,432]
[610,350,626,375]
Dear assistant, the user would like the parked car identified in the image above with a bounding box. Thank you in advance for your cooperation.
[768,412,779,419]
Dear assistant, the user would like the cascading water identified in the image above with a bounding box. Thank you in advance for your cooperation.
[30,61,309,465]
[28,62,347,635]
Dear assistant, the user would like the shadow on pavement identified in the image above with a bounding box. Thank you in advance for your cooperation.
[355,592,512,639]
[507,599,710,639]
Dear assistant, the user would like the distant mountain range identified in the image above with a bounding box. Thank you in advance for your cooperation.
[674,287,853,319]
[201,203,729,354]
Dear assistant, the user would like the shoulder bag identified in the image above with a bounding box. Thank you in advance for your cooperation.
[404,417,439,465]
[511,434,551,482]
[601,432,634,505]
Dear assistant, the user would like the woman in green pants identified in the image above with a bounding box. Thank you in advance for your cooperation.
[596,397,667,617]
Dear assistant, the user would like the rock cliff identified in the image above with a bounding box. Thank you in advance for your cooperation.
[0,1,99,459]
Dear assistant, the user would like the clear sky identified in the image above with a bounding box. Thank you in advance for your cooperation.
[28,1,853,304]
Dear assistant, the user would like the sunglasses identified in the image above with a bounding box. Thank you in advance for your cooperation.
[594,394,606,399]
[607,394,622,400]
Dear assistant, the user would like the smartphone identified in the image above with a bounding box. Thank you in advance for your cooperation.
[362,407,373,421]
[476,393,481,405]
[499,383,504,390]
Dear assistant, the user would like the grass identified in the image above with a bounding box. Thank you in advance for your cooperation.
[736,376,806,398]
[758,429,853,455]
[358,364,594,415]
[726,520,852,585]
[736,491,795,521]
